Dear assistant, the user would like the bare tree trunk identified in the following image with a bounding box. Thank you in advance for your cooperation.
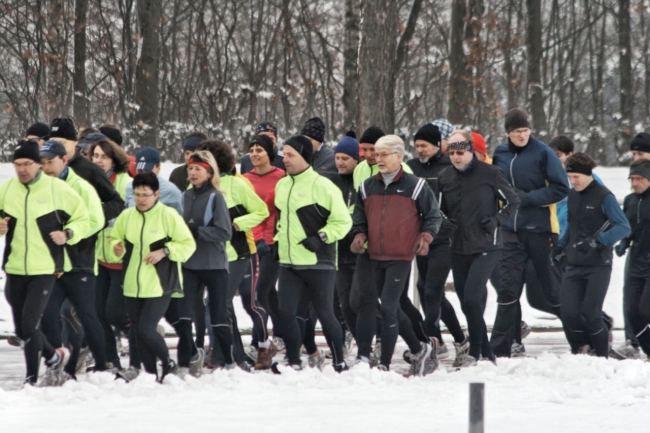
[73,0,90,126]
[447,0,469,125]
[618,0,634,160]
[135,0,162,147]
[526,0,547,141]
[357,0,399,131]
[343,0,360,129]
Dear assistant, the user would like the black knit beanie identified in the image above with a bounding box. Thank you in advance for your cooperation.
[359,126,385,145]
[13,140,41,163]
[26,122,50,140]
[301,117,325,143]
[284,135,314,164]
[414,123,441,147]
[50,117,78,141]
[630,132,650,153]
[99,126,123,146]
[504,108,531,133]
[249,134,275,162]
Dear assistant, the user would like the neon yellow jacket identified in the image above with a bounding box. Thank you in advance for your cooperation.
[0,171,89,275]
[221,174,268,262]
[353,160,414,190]
[109,202,196,298]
[96,172,131,266]
[274,167,352,269]
[61,168,105,274]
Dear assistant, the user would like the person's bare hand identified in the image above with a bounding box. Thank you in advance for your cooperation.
[0,217,10,235]
[49,231,67,246]
[144,249,166,265]
[114,241,124,257]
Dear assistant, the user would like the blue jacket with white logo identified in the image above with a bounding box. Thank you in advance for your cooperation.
[492,137,569,234]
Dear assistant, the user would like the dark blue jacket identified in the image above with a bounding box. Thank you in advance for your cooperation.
[493,137,569,234]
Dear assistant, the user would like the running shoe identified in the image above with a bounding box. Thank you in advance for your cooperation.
[437,343,449,360]
[452,334,470,368]
[521,321,532,340]
[307,349,325,369]
[189,348,204,377]
[407,341,433,377]
[511,342,526,357]
[457,355,478,368]
[254,342,278,370]
[157,359,178,383]
[39,347,70,387]
[115,366,140,382]
[272,337,286,353]
[612,340,641,360]
[422,338,440,376]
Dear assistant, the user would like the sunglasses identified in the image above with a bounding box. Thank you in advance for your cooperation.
[448,150,467,156]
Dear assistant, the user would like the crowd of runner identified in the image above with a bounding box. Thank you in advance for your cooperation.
[2,108,649,387]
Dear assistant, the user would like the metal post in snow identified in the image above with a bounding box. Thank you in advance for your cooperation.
[469,382,485,433]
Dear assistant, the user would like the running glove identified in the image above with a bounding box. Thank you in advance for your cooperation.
[437,218,458,237]
[480,217,499,235]
[256,239,271,257]
[300,235,324,253]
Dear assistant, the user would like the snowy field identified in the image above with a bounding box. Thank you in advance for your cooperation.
[0,162,649,432]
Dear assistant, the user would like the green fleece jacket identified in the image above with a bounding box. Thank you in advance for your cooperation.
[0,171,90,275]
[274,167,352,269]
[109,202,196,298]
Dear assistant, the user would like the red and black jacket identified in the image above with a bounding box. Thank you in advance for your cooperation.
[353,168,441,261]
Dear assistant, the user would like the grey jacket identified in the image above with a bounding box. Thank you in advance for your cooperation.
[126,176,184,215]
[181,182,232,270]
[312,143,337,174]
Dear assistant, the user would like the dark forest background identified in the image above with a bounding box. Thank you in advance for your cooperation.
[0,0,646,164]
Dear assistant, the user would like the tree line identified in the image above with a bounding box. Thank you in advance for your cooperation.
[0,0,647,164]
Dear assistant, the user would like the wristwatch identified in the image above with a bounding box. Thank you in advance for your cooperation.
[64,229,74,240]
[318,232,328,243]
[163,247,170,256]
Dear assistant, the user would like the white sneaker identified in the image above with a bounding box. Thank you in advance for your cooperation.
[189,348,204,377]
[307,349,325,369]
[612,340,641,359]
[39,348,70,387]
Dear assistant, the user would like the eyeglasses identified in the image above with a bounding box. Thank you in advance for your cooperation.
[375,151,397,159]
[448,150,467,156]
[134,193,155,199]
[13,161,36,169]
[92,153,110,161]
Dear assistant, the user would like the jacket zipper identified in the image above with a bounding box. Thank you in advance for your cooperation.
[509,154,518,231]
[136,212,145,297]
[24,186,30,275]
[380,188,387,260]
[286,177,295,265]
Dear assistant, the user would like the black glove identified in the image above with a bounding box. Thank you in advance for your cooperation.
[437,218,458,237]
[480,216,499,235]
[515,189,529,207]
[256,239,271,257]
[186,223,200,239]
[575,235,600,254]
[300,235,324,253]
[614,239,630,257]
[550,245,565,264]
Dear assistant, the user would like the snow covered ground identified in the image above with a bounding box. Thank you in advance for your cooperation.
[0,162,648,432]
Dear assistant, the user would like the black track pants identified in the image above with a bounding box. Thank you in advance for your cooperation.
[95,266,129,366]
[7,275,56,384]
[277,267,344,367]
[41,272,107,374]
[491,230,562,357]
[125,295,171,375]
[370,260,422,367]
[183,268,233,364]
[623,275,650,355]
[561,266,611,357]
[451,251,499,360]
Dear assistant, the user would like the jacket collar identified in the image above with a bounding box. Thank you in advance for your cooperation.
[192,181,213,195]
[373,166,404,183]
